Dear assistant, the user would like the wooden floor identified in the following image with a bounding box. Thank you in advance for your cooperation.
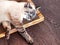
[0,0,60,45]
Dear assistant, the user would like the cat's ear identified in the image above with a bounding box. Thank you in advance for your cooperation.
[24,2,30,8]
[24,0,31,8]
[27,2,30,7]
[25,0,33,8]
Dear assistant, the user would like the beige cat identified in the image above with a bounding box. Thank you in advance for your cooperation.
[0,0,36,44]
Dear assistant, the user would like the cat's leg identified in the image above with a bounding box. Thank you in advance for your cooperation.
[16,23,33,44]
[2,21,11,39]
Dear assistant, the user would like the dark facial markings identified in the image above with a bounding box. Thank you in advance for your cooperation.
[24,3,32,9]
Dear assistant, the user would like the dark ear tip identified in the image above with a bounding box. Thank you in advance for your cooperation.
[24,3,27,7]
[24,3,30,7]
[24,5,27,7]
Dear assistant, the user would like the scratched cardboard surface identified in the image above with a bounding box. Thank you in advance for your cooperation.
[0,15,39,34]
